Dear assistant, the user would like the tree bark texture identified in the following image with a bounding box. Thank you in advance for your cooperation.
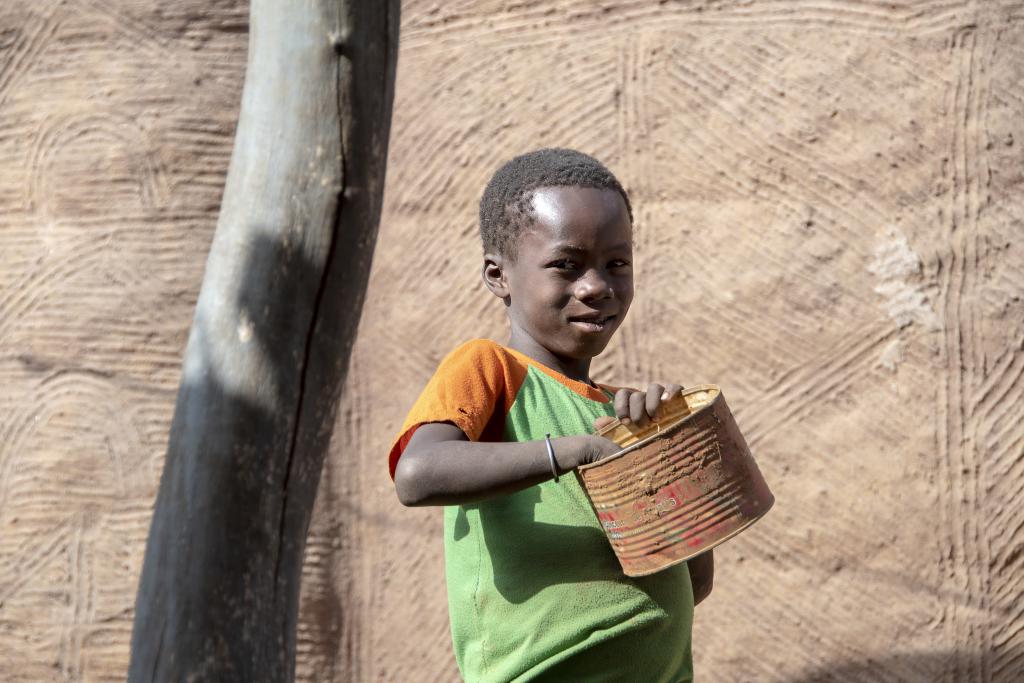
[128,1,399,680]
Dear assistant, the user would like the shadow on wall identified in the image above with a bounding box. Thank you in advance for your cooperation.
[787,648,1024,683]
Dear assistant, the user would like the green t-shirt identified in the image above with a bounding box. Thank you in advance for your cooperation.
[391,340,694,682]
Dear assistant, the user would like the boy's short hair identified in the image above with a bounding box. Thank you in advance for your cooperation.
[479,148,633,259]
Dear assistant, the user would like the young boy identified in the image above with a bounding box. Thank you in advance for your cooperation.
[389,148,713,682]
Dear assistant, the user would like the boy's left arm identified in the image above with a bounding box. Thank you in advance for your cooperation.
[688,550,714,606]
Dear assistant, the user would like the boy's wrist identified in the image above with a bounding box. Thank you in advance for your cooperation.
[558,434,618,469]
[553,435,583,471]
[544,434,560,481]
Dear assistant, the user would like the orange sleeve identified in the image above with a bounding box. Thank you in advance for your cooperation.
[387,339,525,479]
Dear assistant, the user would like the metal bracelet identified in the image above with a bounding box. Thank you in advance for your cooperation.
[545,433,559,483]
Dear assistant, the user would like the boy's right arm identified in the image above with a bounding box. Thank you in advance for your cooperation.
[394,422,619,507]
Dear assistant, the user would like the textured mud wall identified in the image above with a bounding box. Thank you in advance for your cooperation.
[2,1,1023,681]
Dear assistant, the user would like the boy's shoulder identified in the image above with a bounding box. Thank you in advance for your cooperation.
[424,338,528,394]
[445,337,503,358]
[443,339,613,407]
[437,338,524,374]
[388,339,527,472]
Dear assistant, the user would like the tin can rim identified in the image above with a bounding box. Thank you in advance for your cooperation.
[578,383,723,473]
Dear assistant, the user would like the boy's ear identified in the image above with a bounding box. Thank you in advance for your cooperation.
[482,253,509,299]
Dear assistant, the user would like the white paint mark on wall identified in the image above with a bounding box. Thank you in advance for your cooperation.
[878,338,904,372]
[867,226,940,331]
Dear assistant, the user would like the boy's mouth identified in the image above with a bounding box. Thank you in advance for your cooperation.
[567,314,616,333]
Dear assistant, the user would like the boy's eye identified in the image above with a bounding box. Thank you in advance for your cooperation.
[547,259,579,271]
[609,259,631,269]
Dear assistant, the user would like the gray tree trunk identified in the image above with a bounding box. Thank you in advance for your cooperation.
[128,1,399,680]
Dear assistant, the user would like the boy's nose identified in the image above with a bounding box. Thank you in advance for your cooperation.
[575,270,614,301]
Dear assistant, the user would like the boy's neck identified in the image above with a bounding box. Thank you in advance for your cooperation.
[506,329,594,386]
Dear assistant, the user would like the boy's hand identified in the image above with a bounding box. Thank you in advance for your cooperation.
[563,434,622,467]
[596,383,685,430]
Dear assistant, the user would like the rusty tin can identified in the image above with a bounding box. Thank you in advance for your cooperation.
[577,384,774,577]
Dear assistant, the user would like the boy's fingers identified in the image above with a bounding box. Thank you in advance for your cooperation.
[663,383,683,401]
[614,389,631,423]
[629,391,648,426]
[645,384,665,419]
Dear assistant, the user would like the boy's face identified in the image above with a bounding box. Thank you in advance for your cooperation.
[486,185,634,363]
